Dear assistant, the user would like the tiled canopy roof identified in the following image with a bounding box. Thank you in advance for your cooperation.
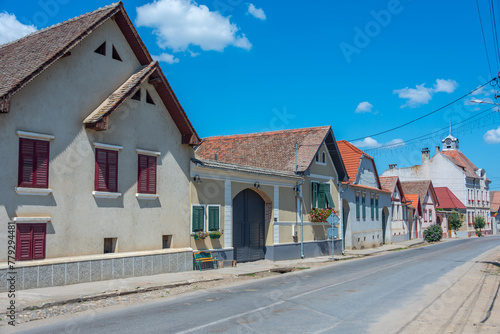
[336,140,382,189]
[491,191,500,212]
[435,187,466,210]
[441,150,479,179]
[400,180,439,206]
[196,126,347,177]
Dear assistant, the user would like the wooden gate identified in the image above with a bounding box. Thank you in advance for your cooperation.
[233,189,265,262]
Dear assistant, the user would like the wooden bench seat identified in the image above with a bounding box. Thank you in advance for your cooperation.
[193,251,219,271]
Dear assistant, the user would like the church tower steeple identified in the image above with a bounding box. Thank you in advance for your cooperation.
[442,122,459,151]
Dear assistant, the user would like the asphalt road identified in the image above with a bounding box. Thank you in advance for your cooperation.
[17,236,500,334]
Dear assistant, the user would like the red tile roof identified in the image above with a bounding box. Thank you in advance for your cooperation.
[0,2,200,144]
[196,126,346,175]
[336,140,381,189]
[441,150,479,179]
[379,176,406,201]
[491,191,500,212]
[435,187,466,210]
[0,3,149,101]
[401,180,439,206]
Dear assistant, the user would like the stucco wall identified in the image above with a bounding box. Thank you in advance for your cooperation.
[0,20,193,262]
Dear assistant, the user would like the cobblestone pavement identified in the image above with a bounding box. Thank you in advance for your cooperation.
[0,271,282,327]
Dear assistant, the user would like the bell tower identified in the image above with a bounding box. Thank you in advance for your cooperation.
[442,122,459,151]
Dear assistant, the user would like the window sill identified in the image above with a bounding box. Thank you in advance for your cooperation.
[92,191,122,199]
[15,187,53,196]
[136,193,159,200]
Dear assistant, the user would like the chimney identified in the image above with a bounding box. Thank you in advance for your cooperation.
[389,164,397,169]
[422,147,430,163]
[435,146,440,154]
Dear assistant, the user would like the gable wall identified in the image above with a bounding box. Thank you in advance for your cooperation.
[0,19,193,261]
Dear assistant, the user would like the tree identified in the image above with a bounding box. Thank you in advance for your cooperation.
[474,216,486,236]
[423,224,443,242]
[447,210,462,236]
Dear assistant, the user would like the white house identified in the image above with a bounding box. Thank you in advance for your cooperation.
[336,141,393,249]
[0,3,200,291]
[382,133,491,237]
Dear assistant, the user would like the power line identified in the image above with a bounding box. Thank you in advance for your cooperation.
[477,0,493,77]
[347,78,497,142]
[488,0,500,69]
[363,106,497,151]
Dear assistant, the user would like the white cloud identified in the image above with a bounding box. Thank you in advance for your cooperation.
[0,12,36,45]
[433,79,458,93]
[355,101,374,113]
[136,0,251,52]
[153,52,179,64]
[394,79,458,108]
[352,137,382,149]
[484,126,500,143]
[248,4,266,20]
[352,137,405,149]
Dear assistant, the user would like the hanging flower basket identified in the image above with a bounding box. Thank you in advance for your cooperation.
[209,230,223,239]
[194,231,209,241]
[309,208,338,223]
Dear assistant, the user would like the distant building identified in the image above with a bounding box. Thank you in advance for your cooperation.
[490,191,500,234]
[435,187,467,238]
[336,141,392,249]
[379,176,412,242]
[400,181,439,237]
[382,132,491,237]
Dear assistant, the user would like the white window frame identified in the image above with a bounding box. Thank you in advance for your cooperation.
[207,204,222,231]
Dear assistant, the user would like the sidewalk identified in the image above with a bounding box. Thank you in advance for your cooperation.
[0,238,426,313]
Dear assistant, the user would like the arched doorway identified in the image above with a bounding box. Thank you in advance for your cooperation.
[233,189,266,262]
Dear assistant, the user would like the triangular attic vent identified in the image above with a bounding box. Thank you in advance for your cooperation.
[146,90,155,105]
[112,45,122,61]
[94,42,106,56]
[132,89,141,101]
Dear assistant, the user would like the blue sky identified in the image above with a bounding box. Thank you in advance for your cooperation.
[1,0,499,189]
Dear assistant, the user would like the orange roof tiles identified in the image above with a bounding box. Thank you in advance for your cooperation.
[336,140,381,189]
[491,191,500,212]
[441,150,479,179]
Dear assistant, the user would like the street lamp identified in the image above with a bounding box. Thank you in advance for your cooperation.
[470,99,500,106]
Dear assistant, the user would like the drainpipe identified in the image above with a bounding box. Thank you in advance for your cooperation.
[338,182,349,255]
[297,176,305,258]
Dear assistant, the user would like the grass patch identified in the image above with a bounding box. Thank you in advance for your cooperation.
[297,267,310,270]
[388,247,409,252]
[246,273,255,277]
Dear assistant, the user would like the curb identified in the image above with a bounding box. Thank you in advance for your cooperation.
[21,276,224,312]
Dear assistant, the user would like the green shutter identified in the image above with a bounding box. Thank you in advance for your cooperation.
[312,182,318,208]
[376,199,379,219]
[356,196,360,219]
[208,206,220,231]
[362,197,366,219]
[192,206,204,232]
[371,198,374,219]
[324,183,335,208]
[318,183,326,209]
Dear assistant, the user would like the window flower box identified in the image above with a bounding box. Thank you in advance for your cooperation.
[309,208,338,223]
[209,230,223,239]
[194,231,209,241]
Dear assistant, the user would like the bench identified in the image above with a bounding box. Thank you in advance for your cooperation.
[193,251,219,271]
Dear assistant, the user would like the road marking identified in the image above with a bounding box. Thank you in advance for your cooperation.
[175,257,417,333]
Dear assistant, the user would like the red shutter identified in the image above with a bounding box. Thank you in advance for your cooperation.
[138,155,148,193]
[148,156,156,193]
[16,224,32,261]
[95,149,108,191]
[19,138,35,186]
[107,150,118,192]
[34,140,49,188]
[32,224,46,260]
